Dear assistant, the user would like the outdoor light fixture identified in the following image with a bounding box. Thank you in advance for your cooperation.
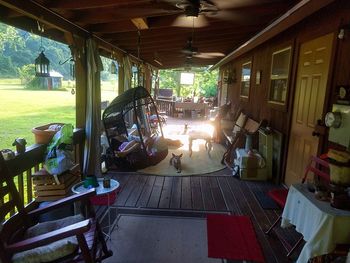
[35,36,50,77]
[110,61,118,74]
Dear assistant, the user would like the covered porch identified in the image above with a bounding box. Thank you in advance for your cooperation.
[1,0,350,262]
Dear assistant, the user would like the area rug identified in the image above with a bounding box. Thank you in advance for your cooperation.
[206,214,265,262]
[139,135,226,176]
[139,122,226,176]
[104,215,220,263]
[253,190,279,210]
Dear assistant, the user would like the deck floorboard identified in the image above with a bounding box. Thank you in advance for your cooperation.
[108,168,302,263]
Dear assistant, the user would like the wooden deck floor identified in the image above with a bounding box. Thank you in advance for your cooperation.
[106,168,303,263]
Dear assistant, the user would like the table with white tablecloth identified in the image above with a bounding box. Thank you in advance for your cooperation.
[281,183,350,263]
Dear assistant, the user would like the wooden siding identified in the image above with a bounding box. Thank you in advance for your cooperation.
[220,0,350,182]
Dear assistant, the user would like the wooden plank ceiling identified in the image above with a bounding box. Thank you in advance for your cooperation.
[0,0,301,69]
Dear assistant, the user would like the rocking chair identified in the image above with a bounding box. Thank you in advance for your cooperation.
[0,154,112,263]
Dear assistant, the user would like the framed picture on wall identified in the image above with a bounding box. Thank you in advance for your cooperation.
[268,47,292,105]
[240,61,251,99]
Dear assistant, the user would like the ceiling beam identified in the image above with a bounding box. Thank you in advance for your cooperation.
[69,4,179,25]
[0,0,149,65]
[0,0,88,37]
[101,24,263,42]
[88,21,138,33]
[46,0,150,10]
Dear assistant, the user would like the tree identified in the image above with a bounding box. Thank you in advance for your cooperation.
[158,68,218,98]
[18,64,35,84]
[0,23,24,52]
[0,22,72,79]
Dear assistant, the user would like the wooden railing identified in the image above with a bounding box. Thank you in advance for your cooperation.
[2,128,85,209]
[155,99,175,117]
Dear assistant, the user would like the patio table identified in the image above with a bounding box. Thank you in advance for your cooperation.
[281,183,350,263]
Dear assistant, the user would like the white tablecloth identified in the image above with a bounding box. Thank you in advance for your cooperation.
[281,184,350,263]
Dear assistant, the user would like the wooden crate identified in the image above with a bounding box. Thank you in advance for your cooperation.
[32,164,81,201]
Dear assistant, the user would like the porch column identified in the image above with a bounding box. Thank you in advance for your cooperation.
[74,37,87,129]
[144,64,151,92]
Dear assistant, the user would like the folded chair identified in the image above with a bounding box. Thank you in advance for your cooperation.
[221,115,267,169]
[0,154,112,263]
[265,156,330,257]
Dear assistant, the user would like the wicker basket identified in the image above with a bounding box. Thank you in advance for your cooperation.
[32,123,64,144]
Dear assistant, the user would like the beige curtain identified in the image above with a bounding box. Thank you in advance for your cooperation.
[83,39,103,177]
[123,55,132,92]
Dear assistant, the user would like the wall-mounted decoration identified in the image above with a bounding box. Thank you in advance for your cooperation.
[240,61,252,98]
[335,85,350,105]
[223,67,236,84]
[256,70,261,85]
[268,47,292,105]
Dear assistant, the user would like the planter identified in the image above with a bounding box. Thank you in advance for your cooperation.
[32,123,64,144]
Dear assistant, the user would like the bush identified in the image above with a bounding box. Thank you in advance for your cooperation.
[25,76,48,90]
[18,64,35,84]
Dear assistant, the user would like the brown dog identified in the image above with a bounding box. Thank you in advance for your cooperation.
[169,153,183,173]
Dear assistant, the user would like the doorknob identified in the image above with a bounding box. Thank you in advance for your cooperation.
[312,131,320,137]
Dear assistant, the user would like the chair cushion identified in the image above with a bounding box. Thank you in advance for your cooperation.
[12,214,84,263]
[267,188,288,208]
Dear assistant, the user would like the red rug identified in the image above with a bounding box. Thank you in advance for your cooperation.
[207,214,265,262]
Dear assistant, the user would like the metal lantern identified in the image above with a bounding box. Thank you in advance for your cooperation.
[35,50,50,77]
[110,61,118,74]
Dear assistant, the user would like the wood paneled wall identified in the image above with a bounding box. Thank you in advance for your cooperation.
[220,0,350,181]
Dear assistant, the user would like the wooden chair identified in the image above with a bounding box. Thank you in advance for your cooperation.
[0,154,112,263]
[221,116,267,169]
[265,156,330,257]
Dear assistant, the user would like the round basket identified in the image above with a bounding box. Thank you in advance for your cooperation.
[32,123,64,144]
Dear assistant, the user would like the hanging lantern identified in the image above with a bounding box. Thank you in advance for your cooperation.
[110,61,118,74]
[35,50,50,77]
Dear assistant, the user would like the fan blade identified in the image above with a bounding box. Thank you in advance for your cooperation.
[172,14,209,27]
[210,0,260,9]
[194,52,225,58]
[205,10,263,24]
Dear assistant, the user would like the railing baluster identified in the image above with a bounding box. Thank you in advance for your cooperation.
[26,169,33,203]
[18,172,24,202]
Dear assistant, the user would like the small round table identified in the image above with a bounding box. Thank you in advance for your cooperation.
[72,178,120,240]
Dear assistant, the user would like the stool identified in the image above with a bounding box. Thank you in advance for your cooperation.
[188,130,212,157]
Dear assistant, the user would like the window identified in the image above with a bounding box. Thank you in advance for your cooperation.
[240,61,251,98]
[268,47,291,104]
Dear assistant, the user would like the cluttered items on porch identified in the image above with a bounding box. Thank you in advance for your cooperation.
[102,86,168,171]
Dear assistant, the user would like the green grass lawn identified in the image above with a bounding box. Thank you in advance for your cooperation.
[0,79,117,151]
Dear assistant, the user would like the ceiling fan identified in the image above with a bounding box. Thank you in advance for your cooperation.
[164,0,238,28]
[181,36,225,59]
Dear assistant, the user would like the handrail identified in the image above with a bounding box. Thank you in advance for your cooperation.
[2,128,85,207]
[154,99,175,117]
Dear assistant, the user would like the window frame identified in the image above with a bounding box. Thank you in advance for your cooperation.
[240,61,252,100]
[268,46,292,106]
